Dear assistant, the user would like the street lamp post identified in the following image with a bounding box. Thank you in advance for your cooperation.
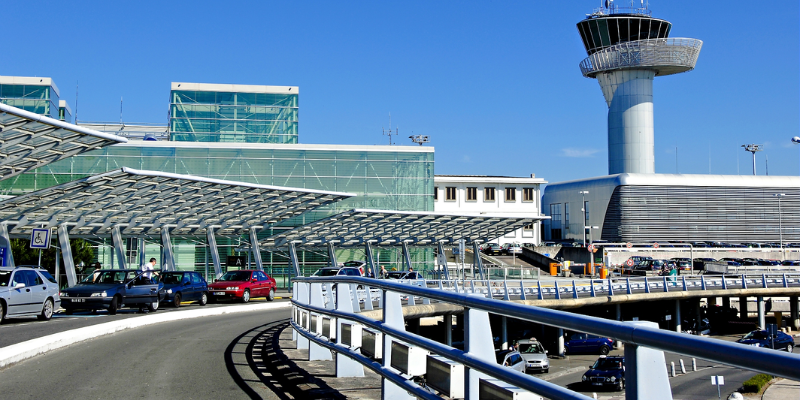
[774,193,786,261]
[580,190,589,247]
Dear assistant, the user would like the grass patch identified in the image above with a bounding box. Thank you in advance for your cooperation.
[742,374,774,393]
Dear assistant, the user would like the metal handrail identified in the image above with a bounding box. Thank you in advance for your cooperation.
[295,276,800,382]
[579,37,703,77]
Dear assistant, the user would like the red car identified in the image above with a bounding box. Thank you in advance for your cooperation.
[207,269,276,303]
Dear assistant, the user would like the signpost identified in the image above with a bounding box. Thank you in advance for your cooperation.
[711,375,724,399]
[626,242,633,248]
[30,228,50,267]
[653,242,660,249]
[626,259,634,267]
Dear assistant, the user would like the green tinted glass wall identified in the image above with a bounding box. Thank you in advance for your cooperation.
[170,90,298,143]
[0,84,58,119]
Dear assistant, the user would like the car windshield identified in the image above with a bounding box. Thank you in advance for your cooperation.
[386,272,405,279]
[0,270,10,287]
[519,343,544,353]
[313,269,340,277]
[743,331,768,340]
[219,271,251,281]
[39,270,57,284]
[86,271,134,284]
[161,273,185,285]
[592,358,624,370]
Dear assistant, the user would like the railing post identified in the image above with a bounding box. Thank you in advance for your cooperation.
[626,277,632,295]
[624,321,673,400]
[309,282,332,361]
[381,290,414,400]
[762,274,768,289]
[465,298,496,400]
[721,275,727,290]
[784,274,788,288]
[350,283,361,311]
[295,282,310,350]
[663,276,669,292]
[644,276,650,294]
[363,284,374,311]
[572,280,579,299]
[741,274,747,290]
[503,280,510,301]
[335,284,364,377]
[590,279,596,297]
[682,276,687,291]
[554,280,561,300]
[519,280,526,300]
[608,279,614,296]
[700,275,706,291]
[537,280,544,300]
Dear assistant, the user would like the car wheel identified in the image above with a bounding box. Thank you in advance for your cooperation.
[38,298,54,321]
[172,293,181,308]
[544,368,549,373]
[148,298,159,312]
[618,379,625,391]
[241,289,250,303]
[0,301,5,323]
[108,296,120,315]
[599,345,610,355]
[787,344,794,353]
[267,288,275,302]
[199,292,208,306]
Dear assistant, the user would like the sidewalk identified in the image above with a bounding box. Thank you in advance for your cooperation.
[763,379,800,399]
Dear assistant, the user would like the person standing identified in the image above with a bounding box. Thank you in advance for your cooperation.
[142,257,158,282]
[379,265,388,279]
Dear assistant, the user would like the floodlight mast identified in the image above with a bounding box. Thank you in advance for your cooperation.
[741,144,762,175]
[409,135,430,146]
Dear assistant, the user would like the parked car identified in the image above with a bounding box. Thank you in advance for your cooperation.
[670,257,692,271]
[160,271,209,307]
[505,243,523,255]
[60,269,164,315]
[736,330,794,352]
[625,256,652,267]
[385,271,422,280]
[312,267,363,277]
[582,356,625,391]
[495,349,526,373]
[483,243,503,255]
[565,333,614,355]
[342,260,367,276]
[207,269,276,303]
[692,258,717,271]
[517,338,549,373]
[782,260,800,266]
[0,266,60,322]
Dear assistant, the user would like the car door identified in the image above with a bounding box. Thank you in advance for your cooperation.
[7,271,32,315]
[179,273,195,301]
[510,354,525,373]
[191,273,207,299]
[569,333,587,353]
[25,270,48,314]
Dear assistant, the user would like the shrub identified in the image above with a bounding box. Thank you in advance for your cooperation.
[742,374,774,393]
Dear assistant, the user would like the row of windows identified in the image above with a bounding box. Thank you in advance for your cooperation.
[433,187,536,202]
[577,17,672,55]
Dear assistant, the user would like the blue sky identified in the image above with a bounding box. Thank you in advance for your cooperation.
[5,1,798,184]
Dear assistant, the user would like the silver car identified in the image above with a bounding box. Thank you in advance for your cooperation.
[0,266,61,322]
[518,339,550,373]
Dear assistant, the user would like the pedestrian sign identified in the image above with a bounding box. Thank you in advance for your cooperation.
[30,228,50,249]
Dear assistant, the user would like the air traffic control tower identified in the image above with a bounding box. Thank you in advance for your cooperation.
[577,2,702,174]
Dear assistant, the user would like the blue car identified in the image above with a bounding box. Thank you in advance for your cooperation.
[160,271,209,307]
[582,356,625,391]
[737,330,794,352]
[60,270,165,315]
[565,333,614,355]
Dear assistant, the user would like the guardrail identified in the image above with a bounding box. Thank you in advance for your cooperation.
[292,276,800,400]
[579,38,703,77]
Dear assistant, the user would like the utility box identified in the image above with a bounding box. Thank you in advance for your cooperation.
[426,355,465,399]
[549,263,558,276]
[361,329,383,359]
[479,379,544,400]
[390,340,430,376]
[341,322,362,349]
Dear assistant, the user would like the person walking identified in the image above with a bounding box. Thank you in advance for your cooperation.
[379,265,388,279]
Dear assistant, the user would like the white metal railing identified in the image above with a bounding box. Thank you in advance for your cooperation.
[579,38,703,77]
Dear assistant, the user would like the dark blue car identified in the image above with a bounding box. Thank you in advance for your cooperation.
[565,333,615,355]
[737,330,794,352]
[60,270,165,315]
[582,356,625,391]
[160,271,209,307]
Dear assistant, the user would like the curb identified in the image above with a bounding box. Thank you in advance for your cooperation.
[0,302,291,369]
[542,366,588,381]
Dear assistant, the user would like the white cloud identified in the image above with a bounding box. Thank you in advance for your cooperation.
[560,148,600,158]
[462,155,471,163]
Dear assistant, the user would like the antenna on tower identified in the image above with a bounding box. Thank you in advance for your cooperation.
[382,113,398,145]
[74,81,79,124]
[120,97,123,124]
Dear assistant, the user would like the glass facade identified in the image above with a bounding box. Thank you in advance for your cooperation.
[0,83,59,119]
[170,89,299,143]
[577,16,672,55]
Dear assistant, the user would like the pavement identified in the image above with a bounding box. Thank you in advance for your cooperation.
[763,379,800,399]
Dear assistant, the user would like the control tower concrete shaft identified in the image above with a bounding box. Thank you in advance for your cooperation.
[577,3,702,174]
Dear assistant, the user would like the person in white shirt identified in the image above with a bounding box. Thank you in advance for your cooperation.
[142,257,158,282]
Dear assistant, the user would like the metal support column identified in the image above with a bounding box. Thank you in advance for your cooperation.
[445,315,453,346]
[0,223,15,268]
[57,225,76,287]
[757,296,766,328]
[111,225,127,269]
[364,241,377,278]
[624,321,673,400]
[722,296,730,310]
[138,238,146,267]
[295,283,310,350]
[465,304,496,400]
[161,228,176,271]
[791,296,799,331]
[437,241,450,280]
[557,328,565,357]
[206,227,222,279]
[401,241,413,271]
[249,227,263,271]
[740,296,749,319]
[327,242,338,268]
[615,304,623,349]
[472,242,485,280]
[289,242,301,277]
[500,316,508,350]
[675,300,682,332]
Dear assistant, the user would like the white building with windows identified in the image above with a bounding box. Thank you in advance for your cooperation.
[433,175,547,245]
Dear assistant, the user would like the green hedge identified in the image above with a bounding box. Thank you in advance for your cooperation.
[742,374,774,393]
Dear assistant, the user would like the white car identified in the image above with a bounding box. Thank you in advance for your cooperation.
[0,266,60,322]
[495,349,526,373]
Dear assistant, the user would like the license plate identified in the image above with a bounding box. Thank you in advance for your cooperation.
[592,383,602,386]
[71,298,85,302]
[213,292,225,296]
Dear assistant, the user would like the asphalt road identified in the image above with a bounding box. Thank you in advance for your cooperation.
[0,307,292,399]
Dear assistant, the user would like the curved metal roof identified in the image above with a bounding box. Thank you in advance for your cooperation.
[0,167,355,237]
[260,208,545,248]
[0,103,127,181]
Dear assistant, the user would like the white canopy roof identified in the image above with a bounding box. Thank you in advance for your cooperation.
[260,209,545,248]
[0,103,127,181]
[0,167,355,237]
